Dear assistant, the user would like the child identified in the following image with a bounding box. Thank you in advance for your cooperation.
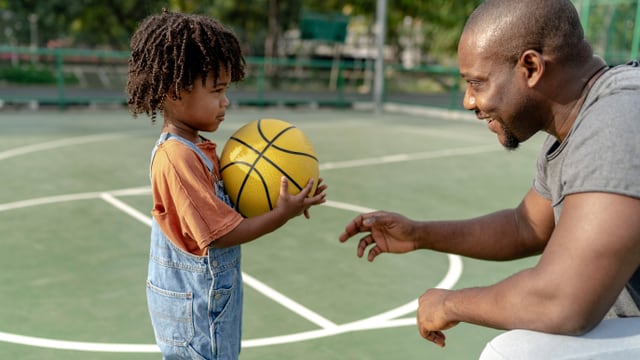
[126,10,327,360]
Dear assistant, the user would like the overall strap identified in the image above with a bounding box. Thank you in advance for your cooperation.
[149,132,214,181]
[149,132,234,208]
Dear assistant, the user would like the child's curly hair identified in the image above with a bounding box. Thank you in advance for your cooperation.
[126,9,246,122]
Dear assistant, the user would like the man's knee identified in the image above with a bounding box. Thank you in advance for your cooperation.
[479,318,640,360]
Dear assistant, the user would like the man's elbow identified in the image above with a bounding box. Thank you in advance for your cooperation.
[551,318,598,336]
[540,304,604,336]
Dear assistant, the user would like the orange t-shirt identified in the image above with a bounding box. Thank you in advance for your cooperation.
[150,139,243,256]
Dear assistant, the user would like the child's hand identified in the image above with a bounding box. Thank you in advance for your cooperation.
[304,177,327,219]
[276,177,327,220]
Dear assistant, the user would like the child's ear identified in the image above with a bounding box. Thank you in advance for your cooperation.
[166,84,180,101]
[164,85,182,107]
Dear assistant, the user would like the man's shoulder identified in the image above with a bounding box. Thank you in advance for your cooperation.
[597,61,640,88]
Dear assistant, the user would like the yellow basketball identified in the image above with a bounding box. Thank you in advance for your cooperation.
[220,118,319,218]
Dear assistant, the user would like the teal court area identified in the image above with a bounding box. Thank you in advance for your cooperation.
[0,107,543,359]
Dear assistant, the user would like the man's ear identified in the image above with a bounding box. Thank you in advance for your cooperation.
[518,50,545,87]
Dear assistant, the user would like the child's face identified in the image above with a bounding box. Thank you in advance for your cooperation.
[164,67,231,134]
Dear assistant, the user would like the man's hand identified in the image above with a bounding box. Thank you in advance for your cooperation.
[339,211,418,261]
[417,288,460,347]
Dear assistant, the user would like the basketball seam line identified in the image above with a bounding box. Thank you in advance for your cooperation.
[222,121,313,215]
[225,137,308,190]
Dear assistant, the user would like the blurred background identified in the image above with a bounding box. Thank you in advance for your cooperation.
[1,1,639,359]
[0,0,639,110]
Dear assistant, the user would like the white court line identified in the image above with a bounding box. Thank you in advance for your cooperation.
[100,193,152,227]
[0,317,418,352]
[242,274,338,329]
[0,145,497,213]
[0,332,159,353]
[97,192,337,330]
[322,200,376,214]
[242,253,464,348]
[345,254,463,326]
[241,317,418,348]
[0,189,463,352]
[319,145,499,170]
[0,192,103,212]
[0,142,484,351]
[0,186,150,213]
[0,133,128,161]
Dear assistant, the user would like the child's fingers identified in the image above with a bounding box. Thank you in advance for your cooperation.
[296,178,315,198]
[279,176,289,195]
[315,183,328,195]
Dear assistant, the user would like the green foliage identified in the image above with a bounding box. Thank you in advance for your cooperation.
[26,0,640,66]
[3,0,167,49]
[0,64,56,84]
[580,1,638,64]
[1,0,482,62]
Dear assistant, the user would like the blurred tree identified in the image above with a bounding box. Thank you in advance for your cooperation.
[303,0,481,63]
[3,0,166,49]
[580,0,638,64]
[209,0,302,57]
[1,0,481,63]
[73,0,167,49]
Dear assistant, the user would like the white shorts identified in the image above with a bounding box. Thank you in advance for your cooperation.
[479,318,640,360]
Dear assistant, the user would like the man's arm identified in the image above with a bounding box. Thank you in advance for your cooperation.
[420,191,640,339]
[340,187,555,261]
[414,187,555,260]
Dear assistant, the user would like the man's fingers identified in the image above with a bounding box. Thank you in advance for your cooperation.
[339,213,378,243]
[421,330,446,348]
[356,235,371,257]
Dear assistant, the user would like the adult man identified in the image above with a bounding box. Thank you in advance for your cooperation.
[339,0,640,358]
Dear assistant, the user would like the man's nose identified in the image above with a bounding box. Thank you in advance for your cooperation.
[463,90,476,111]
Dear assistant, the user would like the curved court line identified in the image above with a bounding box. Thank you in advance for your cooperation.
[0,186,150,213]
[319,145,499,170]
[0,252,460,352]
[242,273,338,329]
[102,191,343,332]
[0,188,463,352]
[0,332,159,353]
[0,133,129,161]
[0,137,479,352]
[0,317,418,352]
[242,253,463,348]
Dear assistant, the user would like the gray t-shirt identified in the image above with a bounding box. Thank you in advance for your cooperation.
[533,61,640,318]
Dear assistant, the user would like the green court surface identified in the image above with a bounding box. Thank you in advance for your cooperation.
[0,106,544,359]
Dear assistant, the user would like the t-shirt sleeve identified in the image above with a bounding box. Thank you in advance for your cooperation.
[561,93,640,198]
[151,141,243,251]
[533,136,555,200]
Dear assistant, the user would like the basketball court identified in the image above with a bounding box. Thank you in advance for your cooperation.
[0,106,544,359]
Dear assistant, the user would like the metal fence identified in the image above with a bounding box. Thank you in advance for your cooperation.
[0,45,463,110]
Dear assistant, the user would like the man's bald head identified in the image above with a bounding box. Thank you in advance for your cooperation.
[462,0,592,65]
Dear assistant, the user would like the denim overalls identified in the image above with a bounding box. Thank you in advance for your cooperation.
[146,133,243,360]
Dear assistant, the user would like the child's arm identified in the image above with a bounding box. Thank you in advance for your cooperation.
[211,177,327,248]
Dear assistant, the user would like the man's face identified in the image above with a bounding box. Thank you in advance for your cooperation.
[457,31,541,150]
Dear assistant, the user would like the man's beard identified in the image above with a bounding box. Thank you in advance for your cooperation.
[500,95,539,150]
[502,123,520,150]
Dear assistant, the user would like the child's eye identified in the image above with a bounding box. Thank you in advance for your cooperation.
[212,85,229,93]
